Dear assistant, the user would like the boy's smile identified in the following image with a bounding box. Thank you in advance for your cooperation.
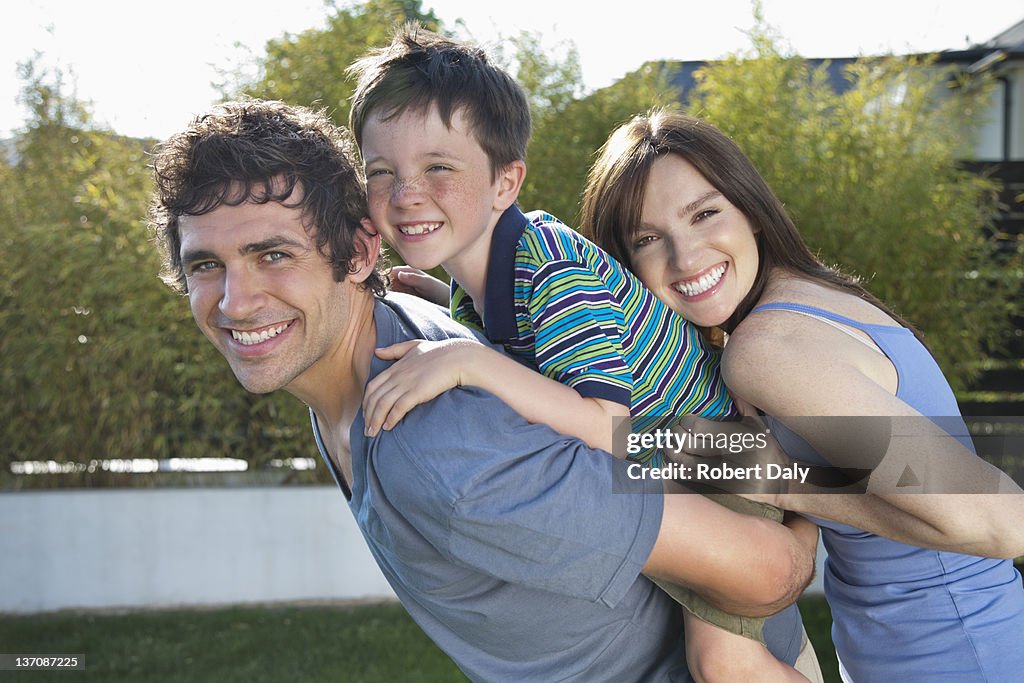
[360,104,524,294]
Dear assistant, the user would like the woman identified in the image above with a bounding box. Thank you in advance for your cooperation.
[579,109,1024,682]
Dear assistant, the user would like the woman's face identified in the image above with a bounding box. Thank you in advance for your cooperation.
[630,154,760,328]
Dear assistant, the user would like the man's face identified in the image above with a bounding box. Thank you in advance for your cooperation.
[178,189,374,395]
[359,104,521,279]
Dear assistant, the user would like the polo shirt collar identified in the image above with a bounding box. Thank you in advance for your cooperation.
[451,204,527,342]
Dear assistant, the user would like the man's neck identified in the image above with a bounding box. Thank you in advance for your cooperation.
[291,294,377,481]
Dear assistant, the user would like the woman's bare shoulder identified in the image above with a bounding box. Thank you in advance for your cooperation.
[758,276,899,327]
[723,277,900,409]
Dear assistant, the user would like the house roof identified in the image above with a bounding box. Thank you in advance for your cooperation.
[668,57,861,97]
[666,16,1024,97]
[932,17,1023,75]
[979,17,1024,52]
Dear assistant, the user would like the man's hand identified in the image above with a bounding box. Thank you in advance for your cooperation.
[646,490,817,617]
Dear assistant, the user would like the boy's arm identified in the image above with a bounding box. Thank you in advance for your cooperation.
[363,338,627,451]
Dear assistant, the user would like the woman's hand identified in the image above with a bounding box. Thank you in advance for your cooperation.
[665,414,793,502]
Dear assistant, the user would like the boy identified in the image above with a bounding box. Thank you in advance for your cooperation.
[347,25,816,683]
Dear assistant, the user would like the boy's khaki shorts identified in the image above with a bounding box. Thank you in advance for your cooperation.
[650,493,783,645]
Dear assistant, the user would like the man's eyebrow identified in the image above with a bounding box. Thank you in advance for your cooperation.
[181,236,307,267]
[239,236,308,255]
[181,248,218,267]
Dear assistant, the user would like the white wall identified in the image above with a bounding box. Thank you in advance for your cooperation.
[0,487,827,613]
[0,487,395,613]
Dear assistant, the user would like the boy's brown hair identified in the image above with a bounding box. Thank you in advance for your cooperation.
[348,24,531,179]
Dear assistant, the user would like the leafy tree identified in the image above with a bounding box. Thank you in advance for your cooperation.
[684,18,1016,390]
[1,60,318,487]
[232,0,441,126]
[522,59,680,224]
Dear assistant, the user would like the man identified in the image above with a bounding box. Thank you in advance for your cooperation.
[149,99,819,682]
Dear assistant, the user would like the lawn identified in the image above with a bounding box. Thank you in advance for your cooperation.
[0,597,839,682]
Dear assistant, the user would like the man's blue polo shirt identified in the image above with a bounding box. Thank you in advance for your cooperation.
[310,293,804,681]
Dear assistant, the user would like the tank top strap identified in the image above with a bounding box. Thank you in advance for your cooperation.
[750,302,889,355]
[751,302,888,330]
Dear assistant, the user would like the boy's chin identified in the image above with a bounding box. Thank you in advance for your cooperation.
[397,253,444,272]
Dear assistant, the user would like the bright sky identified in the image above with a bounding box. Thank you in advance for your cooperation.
[2,0,1021,140]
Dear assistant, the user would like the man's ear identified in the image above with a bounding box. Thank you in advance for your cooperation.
[350,220,383,283]
[494,160,527,211]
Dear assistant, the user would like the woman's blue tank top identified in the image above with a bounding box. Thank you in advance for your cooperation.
[752,302,1024,682]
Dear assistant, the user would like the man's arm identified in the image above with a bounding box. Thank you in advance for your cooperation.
[643,485,817,617]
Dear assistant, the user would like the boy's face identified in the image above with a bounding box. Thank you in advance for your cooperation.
[360,105,523,279]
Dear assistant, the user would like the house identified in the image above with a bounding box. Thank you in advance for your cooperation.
[668,18,1023,164]
[941,17,1024,163]
[932,18,1024,413]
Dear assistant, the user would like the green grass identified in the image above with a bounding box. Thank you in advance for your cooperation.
[0,602,468,683]
[798,596,840,682]
[0,598,840,682]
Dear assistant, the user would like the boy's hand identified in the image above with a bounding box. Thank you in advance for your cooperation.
[389,266,450,306]
[363,338,478,437]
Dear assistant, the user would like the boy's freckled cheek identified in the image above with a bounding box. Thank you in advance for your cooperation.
[430,177,457,197]
[434,176,477,202]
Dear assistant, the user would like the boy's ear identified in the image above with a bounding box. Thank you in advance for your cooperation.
[350,220,382,283]
[493,160,527,211]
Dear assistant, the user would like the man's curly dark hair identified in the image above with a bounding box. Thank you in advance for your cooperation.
[149,99,387,296]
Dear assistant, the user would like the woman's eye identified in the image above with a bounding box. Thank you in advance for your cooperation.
[366,168,393,178]
[694,208,719,222]
[632,234,657,250]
